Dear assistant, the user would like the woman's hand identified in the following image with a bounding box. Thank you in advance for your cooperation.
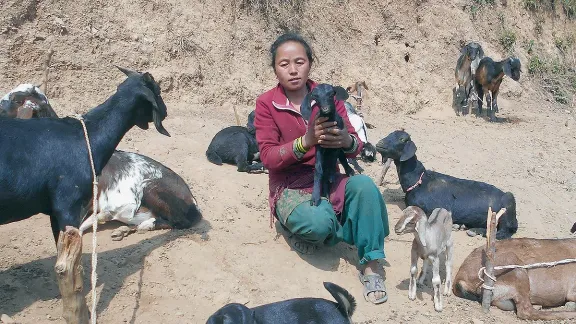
[302,115,353,149]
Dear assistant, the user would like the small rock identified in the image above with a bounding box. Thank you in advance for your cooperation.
[175,312,183,317]
[466,229,478,237]
[1,314,15,323]
[470,319,483,324]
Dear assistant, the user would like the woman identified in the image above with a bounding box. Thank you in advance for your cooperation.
[253,32,390,304]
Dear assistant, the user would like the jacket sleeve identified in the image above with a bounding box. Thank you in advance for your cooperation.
[336,100,363,158]
[254,97,303,171]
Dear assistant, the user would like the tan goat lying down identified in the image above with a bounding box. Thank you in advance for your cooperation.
[453,237,576,320]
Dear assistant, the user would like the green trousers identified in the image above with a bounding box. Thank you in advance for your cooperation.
[276,174,390,265]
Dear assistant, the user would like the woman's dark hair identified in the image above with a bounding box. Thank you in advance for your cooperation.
[269,32,314,68]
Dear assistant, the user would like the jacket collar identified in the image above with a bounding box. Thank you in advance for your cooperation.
[271,79,318,113]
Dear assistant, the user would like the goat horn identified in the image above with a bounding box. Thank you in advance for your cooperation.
[115,65,140,77]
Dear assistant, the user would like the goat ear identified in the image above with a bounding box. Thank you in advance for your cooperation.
[138,87,171,137]
[361,81,368,90]
[503,59,514,78]
[300,92,313,122]
[116,65,140,77]
[414,217,427,247]
[400,140,417,161]
[334,86,349,101]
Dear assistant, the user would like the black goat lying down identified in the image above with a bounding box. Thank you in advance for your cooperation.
[300,83,356,207]
[375,130,518,240]
[205,110,265,173]
[0,82,202,241]
[206,282,356,324]
[0,66,170,323]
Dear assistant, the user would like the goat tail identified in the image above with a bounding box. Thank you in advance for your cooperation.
[206,149,223,165]
[323,282,356,319]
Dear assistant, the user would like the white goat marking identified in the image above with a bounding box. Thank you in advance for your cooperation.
[344,102,368,143]
[79,152,163,233]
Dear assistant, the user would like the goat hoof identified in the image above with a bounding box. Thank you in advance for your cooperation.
[111,226,135,241]
[452,224,460,231]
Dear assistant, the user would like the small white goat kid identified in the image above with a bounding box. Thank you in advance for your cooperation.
[395,206,454,312]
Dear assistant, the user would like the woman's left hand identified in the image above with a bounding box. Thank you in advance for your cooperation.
[317,125,353,149]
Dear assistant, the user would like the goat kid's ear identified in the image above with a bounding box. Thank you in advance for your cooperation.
[415,218,427,247]
[334,86,349,101]
[361,81,368,90]
[400,140,417,161]
[300,92,313,122]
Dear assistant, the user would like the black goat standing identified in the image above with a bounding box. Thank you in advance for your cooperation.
[375,130,518,240]
[205,110,265,173]
[300,84,355,207]
[474,57,522,121]
[0,66,170,324]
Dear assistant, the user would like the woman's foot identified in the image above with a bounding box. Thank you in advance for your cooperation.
[359,260,388,304]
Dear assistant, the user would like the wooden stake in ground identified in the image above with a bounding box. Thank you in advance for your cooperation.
[41,48,55,93]
[481,206,506,313]
[378,158,392,186]
[55,226,90,324]
[233,105,241,126]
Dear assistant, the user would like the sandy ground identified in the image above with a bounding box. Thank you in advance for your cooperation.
[1,0,576,323]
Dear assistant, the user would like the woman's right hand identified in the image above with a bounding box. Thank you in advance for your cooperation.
[302,115,337,150]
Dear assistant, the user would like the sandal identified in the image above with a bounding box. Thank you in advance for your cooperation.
[358,272,388,304]
[288,235,319,255]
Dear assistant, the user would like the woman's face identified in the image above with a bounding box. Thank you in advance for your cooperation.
[273,41,311,92]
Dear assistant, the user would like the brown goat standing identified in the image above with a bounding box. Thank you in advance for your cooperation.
[453,237,576,320]
[473,57,522,122]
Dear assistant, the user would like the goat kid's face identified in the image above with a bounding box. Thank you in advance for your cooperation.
[375,130,417,162]
[310,84,349,115]
[395,206,426,235]
[117,66,171,137]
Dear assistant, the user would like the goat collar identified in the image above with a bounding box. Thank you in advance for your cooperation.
[405,172,424,192]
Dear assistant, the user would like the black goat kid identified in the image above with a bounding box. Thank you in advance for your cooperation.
[300,84,355,207]
[205,110,264,173]
[375,130,518,240]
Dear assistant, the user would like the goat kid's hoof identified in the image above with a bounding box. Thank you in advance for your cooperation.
[111,226,136,241]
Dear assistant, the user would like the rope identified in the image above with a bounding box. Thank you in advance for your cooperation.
[477,258,576,290]
[71,114,99,324]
